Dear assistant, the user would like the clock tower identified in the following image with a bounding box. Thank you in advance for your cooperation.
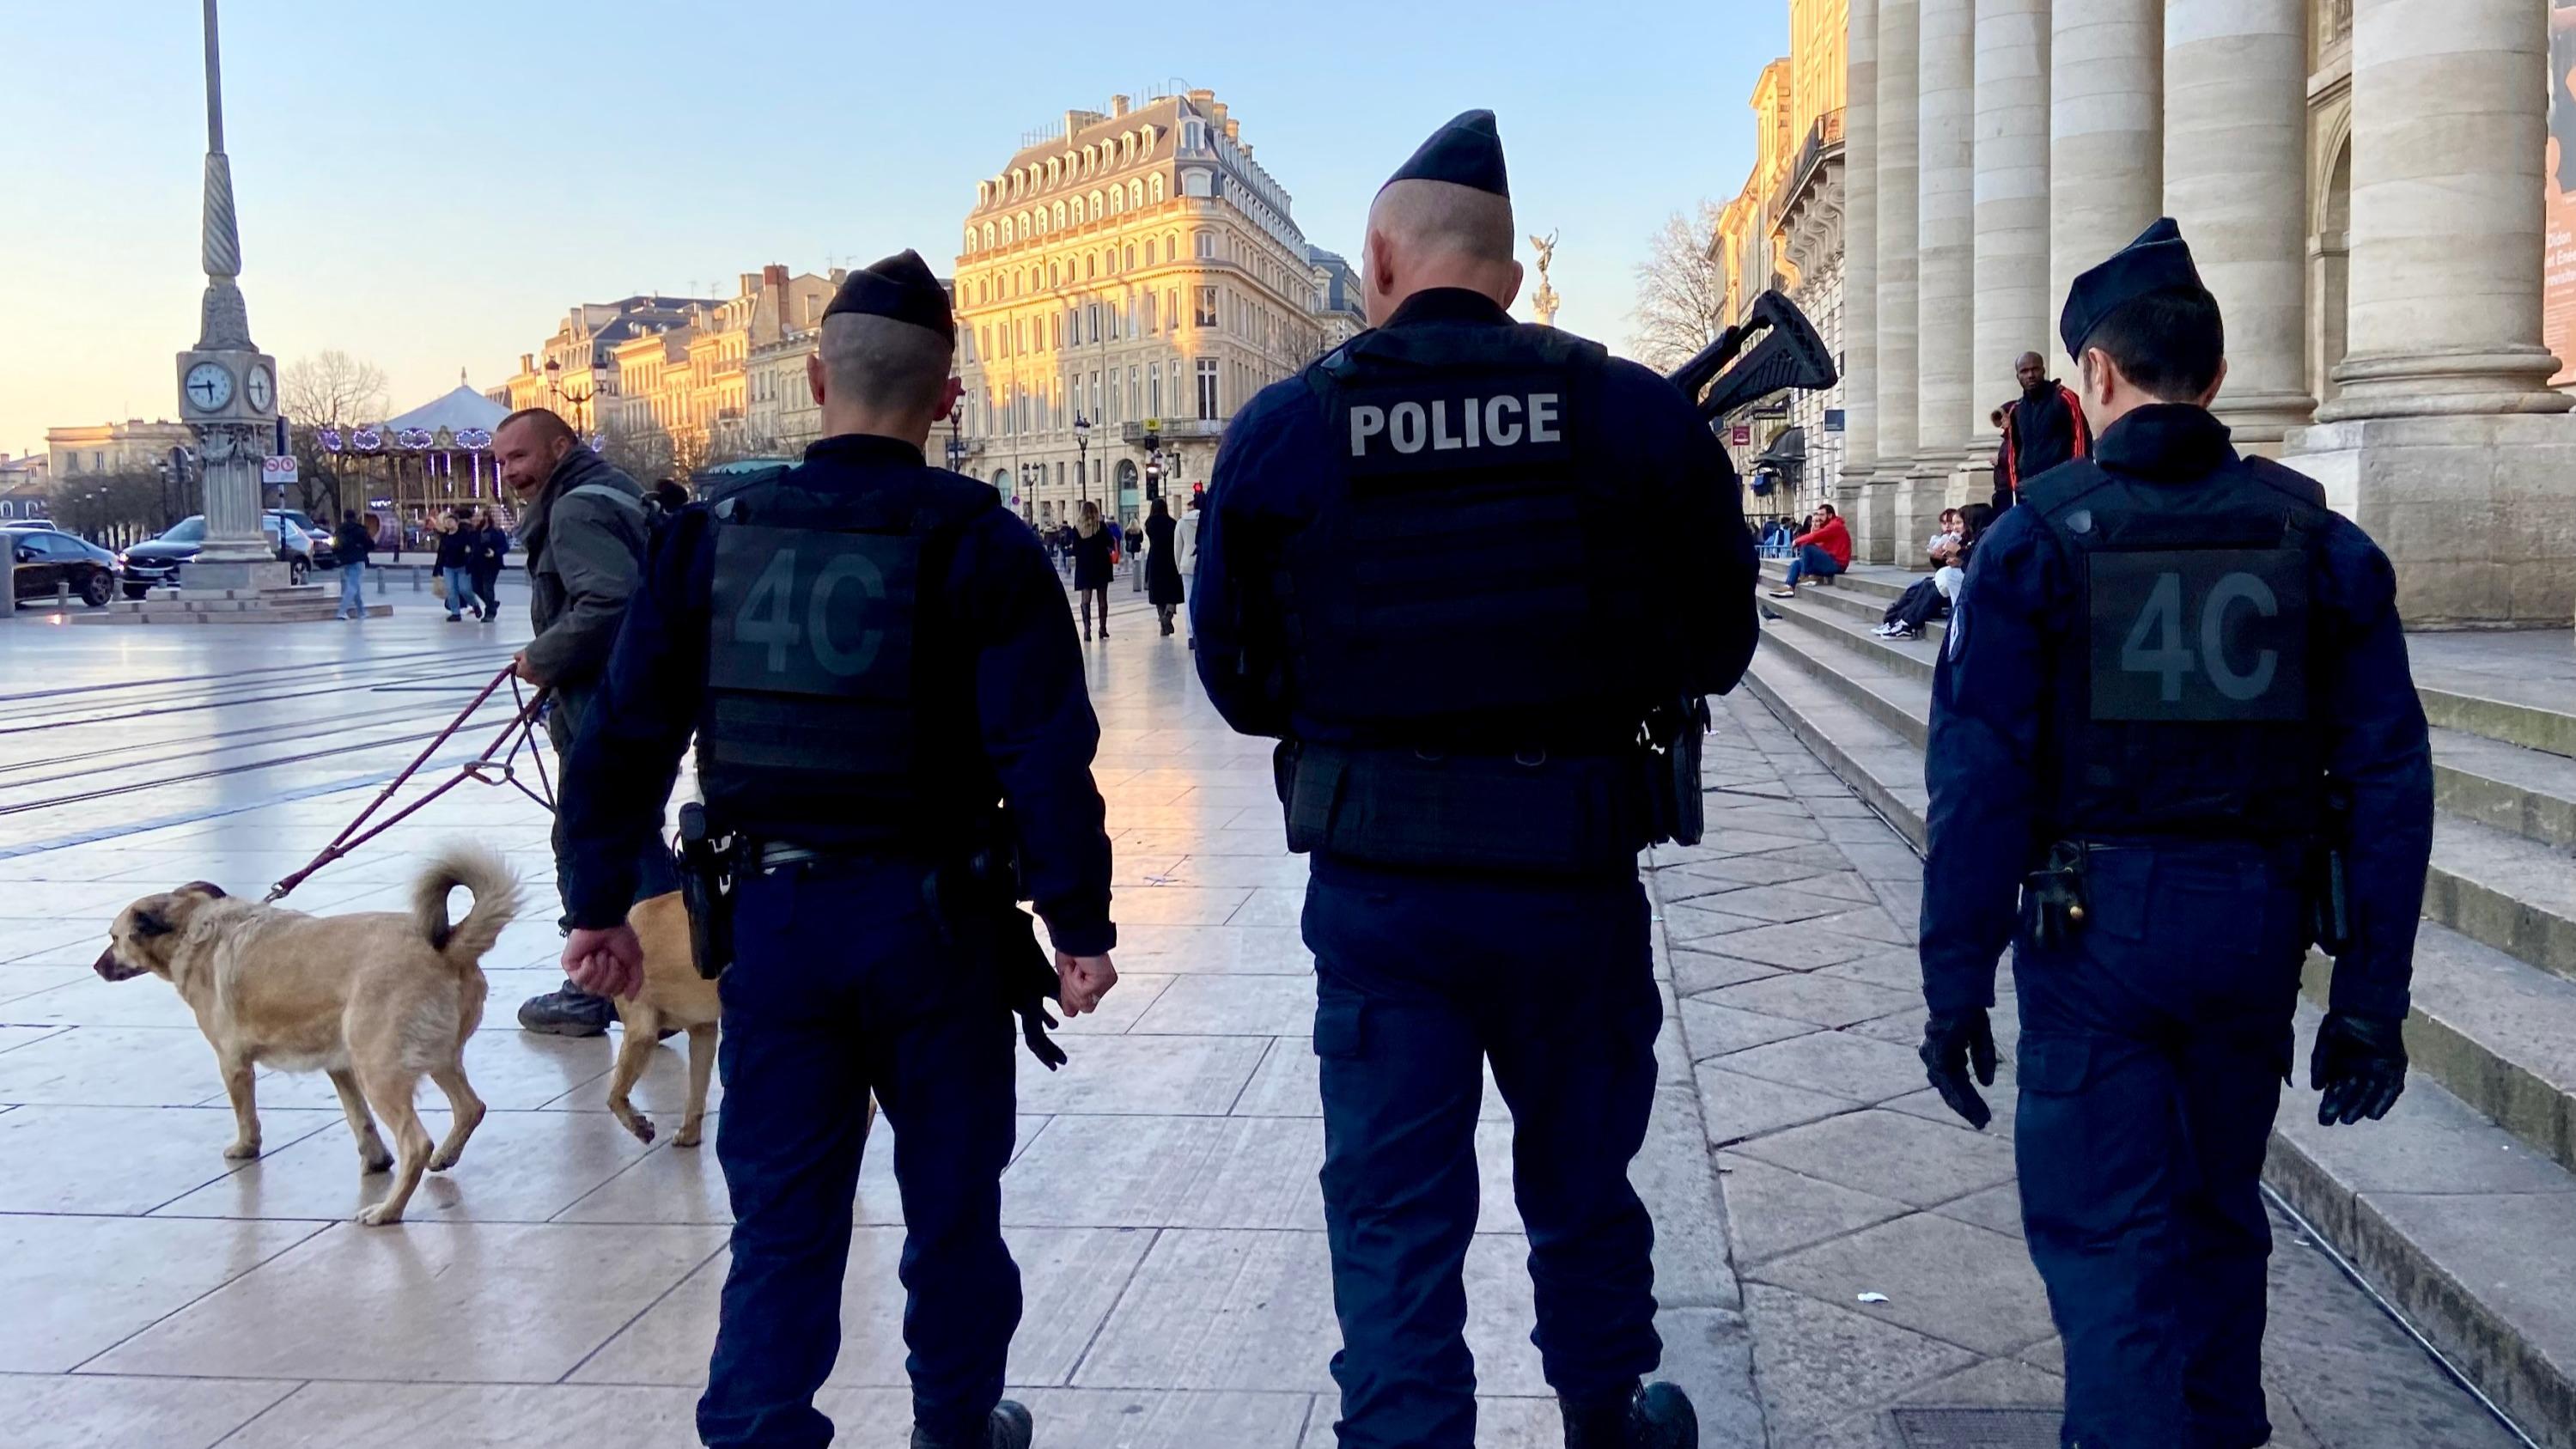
[173,0,284,589]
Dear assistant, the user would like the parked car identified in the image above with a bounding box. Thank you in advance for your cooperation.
[269,508,335,569]
[118,515,313,598]
[8,527,119,608]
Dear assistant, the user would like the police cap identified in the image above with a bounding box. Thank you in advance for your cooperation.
[1381,109,1509,198]
[2060,217,2205,362]
[822,249,954,344]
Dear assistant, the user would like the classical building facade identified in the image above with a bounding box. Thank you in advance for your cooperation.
[46,419,197,481]
[1839,0,2575,625]
[1708,3,1852,525]
[1309,247,1368,352]
[952,89,1326,526]
[495,294,719,438]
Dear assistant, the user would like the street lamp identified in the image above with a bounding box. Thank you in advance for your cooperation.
[1073,413,1093,506]
[543,357,594,435]
[945,399,965,476]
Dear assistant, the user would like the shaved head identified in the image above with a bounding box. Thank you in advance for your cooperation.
[1361,180,1526,326]
[819,314,953,417]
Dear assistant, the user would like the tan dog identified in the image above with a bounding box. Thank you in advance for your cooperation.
[605,892,719,1148]
[95,845,520,1226]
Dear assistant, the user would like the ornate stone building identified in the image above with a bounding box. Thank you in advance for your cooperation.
[1839,0,2575,625]
[953,89,1325,526]
[46,419,198,481]
[496,294,718,438]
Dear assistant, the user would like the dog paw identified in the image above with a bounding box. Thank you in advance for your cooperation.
[672,1126,702,1149]
[223,1139,262,1161]
[356,1201,403,1227]
[361,1148,393,1173]
[624,1115,657,1146]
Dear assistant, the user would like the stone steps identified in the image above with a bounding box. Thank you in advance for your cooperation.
[1738,577,2576,1446]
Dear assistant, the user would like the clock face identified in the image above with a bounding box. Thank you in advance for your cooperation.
[244,364,274,413]
[185,362,234,412]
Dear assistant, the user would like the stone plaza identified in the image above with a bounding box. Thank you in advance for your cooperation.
[0,586,2523,1447]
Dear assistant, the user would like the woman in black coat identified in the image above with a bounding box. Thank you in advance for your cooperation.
[1143,497,1184,635]
[1069,502,1115,641]
[468,507,509,623]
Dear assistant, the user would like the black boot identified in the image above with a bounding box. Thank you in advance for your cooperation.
[911,1400,1032,1449]
[517,982,615,1037]
[1562,1380,1696,1449]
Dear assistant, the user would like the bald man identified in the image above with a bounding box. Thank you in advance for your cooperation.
[1192,111,1755,1449]
[1993,349,2092,513]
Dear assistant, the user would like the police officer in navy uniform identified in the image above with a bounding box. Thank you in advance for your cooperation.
[1192,111,1758,1449]
[1916,219,2433,1448]
[553,250,1119,1449]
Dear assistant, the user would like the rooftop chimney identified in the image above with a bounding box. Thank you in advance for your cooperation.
[738,272,759,296]
[1186,88,1215,108]
[521,352,534,373]
[1111,94,1130,118]
[764,263,789,287]
[1223,118,1239,143]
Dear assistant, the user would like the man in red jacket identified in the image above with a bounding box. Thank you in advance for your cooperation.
[1990,350,2092,513]
[1767,502,1852,598]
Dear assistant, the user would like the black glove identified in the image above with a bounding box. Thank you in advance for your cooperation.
[2311,1011,2407,1126]
[1919,1008,1999,1130]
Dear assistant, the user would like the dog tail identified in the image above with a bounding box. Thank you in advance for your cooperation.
[413,843,521,968]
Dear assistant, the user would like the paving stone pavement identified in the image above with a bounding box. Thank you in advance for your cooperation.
[0,585,2518,1448]
[1658,691,2524,1449]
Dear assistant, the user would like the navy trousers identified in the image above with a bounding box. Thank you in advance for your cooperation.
[2011,842,2309,1449]
[1304,856,1665,1449]
[696,859,1021,1449]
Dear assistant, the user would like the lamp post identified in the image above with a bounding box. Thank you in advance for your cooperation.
[543,357,594,435]
[1073,413,1092,507]
[945,399,966,477]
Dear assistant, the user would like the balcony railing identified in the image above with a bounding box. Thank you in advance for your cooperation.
[1120,418,1225,445]
[1769,108,1847,229]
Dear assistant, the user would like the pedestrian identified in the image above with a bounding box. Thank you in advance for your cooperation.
[1143,496,1183,635]
[1192,110,1757,1449]
[1991,349,2092,514]
[1916,217,2433,1449]
[1069,500,1113,641]
[551,249,1116,1449]
[1763,501,1849,598]
[434,506,478,622]
[332,508,372,619]
[489,405,680,1038]
[1179,494,1204,648]
[469,506,508,623]
[652,478,691,517]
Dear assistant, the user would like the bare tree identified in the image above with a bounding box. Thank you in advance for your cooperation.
[280,351,390,521]
[599,416,675,484]
[50,472,170,544]
[1629,202,1733,374]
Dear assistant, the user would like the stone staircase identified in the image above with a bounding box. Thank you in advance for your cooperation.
[1743,557,2576,1446]
[72,582,387,624]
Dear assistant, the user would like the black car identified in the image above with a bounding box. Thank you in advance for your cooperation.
[119,515,313,598]
[271,508,336,569]
[8,527,119,608]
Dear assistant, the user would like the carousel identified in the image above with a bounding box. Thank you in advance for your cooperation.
[314,383,519,545]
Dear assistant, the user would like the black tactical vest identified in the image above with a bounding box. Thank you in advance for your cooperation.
[1275,320,1666,874]
[2023,457,2330,841]
[696,466,996,849]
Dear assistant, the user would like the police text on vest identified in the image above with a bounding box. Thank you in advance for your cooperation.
[1349,394,1562,458]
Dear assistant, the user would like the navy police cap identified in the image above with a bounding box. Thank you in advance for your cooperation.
[2059,216,2206,362]
[822,249,954,344]
[1382,109,1509,198]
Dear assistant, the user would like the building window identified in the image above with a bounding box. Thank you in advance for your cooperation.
[1148,362,1162,418]
[1124,244,1136,271]
[1195,287,1218,328]
[1144,291,1157,332]
[1197,359,1219,419]
[1129,365,1142,418]
[1195,232,1214,259]
[1129,180,1144,209]
[1149,174,1165,204]
[1051,314,1063,349]
[1087,305,1100,344]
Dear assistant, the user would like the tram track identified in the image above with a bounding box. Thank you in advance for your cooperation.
[0,648,517,738]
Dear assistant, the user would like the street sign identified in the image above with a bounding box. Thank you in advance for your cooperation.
[260,455,298,485]
[1824,409,1847,432]
[1142,418,1161,433]
[1730,424,1752,447]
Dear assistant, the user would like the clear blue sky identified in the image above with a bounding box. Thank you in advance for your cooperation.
[3,0,1784,456]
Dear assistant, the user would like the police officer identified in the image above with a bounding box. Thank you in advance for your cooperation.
[553,251,1119,1449]
[1192,111,1758,1449]
[1916,219,2433,1449]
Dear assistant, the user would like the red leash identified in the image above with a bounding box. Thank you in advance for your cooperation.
[264,664,555,904]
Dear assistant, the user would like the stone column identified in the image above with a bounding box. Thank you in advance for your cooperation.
[2164,0,2312,447]
[2286,0,2576,630]
[2049,0,2161,331]
[1965,0,2050,479]
[1845,0,1889,560]
[1874,0,1921,506]
[1904,0,1972,548]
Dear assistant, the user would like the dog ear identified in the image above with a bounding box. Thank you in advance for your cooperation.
[132,910,174,939]
[175,881,228,898]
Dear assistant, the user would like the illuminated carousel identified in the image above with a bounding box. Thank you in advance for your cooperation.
[315,382,514,531]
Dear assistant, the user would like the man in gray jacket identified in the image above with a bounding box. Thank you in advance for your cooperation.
[492,406,681,1036]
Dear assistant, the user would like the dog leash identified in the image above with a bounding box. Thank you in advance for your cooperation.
[264,664,555,904]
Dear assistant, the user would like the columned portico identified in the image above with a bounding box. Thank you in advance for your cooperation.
[2047,0,2160,339]
[1873,0,1923,508]
[1904,0,1974,546]
[1846,0,1891,561]
[1966,0,2052,477]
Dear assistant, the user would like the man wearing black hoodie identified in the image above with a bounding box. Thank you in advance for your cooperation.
[1991,350,2092,513]
[490,405,679,1036]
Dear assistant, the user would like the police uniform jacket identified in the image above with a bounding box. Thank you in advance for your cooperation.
[1191,287,1759,746]
[555,433,1116,956]
[1918,404,2433,1019]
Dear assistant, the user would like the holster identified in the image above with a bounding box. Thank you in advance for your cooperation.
[1643,694,1711,848]
[2025,840,2090,952]
[675,802,735,981]
[923,820,1069,1071]
[2308,783,2355,958]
